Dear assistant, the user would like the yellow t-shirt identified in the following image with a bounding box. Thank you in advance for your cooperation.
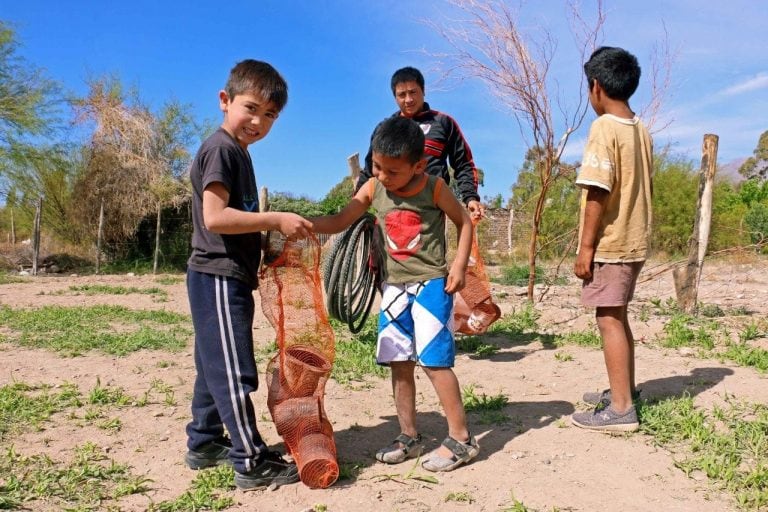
[576,114,653,262]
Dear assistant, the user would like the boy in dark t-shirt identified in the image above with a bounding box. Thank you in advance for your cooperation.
[184,59,312,490]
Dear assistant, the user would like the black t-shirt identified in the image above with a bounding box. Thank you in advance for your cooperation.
[187,128,261,289]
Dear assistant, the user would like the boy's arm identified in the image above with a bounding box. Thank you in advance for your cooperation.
[574,186,609,280]
[308,182,372,234]
[436,181,473,293]
[203,182,312,239]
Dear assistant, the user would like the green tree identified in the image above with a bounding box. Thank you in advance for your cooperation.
[0,21,59,179]
[508,147,580,260]
[319,176,354,214]
[69,77,197,259]
[651,154,697,255]
[268,192,325,217]
[738,130,768,180]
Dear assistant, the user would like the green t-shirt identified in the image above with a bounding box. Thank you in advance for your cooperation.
[368,174,448,284]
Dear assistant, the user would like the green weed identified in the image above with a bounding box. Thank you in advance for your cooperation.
[555,330,602,348]
[738,323,761,342]
[554,351,573,362]
[445,490,475,503]
[723,343,768,372]
[63,284,168,301]
[148,464,234,511]
[154,275,184,286]
[0,382,81,439]
[330,315,388,384]
[456,335,499,357]
[0,273,28,284]
[0,304,190,356]
[658,313,715,350]
[649,297,681,316]
[639,395,768,510]
[0,442,151,510]
[489,303,540,336]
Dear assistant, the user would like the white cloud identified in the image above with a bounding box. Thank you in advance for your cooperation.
[719,72,768,96]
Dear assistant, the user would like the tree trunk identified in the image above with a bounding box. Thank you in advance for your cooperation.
[527,194,546,300]
[32,197,42,276]
[153,202,161,275]
[9,208,15,245]
[673,134,719,313]
[96,198,105,274]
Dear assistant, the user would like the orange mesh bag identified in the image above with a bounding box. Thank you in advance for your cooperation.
[453,219,501,334]
[259,233,339,489]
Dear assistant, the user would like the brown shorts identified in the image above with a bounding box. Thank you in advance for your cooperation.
[581,261,644,307]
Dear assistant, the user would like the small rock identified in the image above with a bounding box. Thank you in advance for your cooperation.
[543,458,551,465]
[678,347,695,357]
[153,411,164,417]
[510,451,526,459]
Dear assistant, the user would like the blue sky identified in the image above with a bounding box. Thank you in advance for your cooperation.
[2,0,766,201]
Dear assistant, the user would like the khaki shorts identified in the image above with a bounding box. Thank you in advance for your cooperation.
[581,261,644,307]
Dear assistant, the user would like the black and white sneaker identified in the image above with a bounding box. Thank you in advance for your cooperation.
[234,451,300,489]
[185,437,232,470]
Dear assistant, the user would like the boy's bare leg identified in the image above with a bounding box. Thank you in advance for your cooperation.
[623,307,637,394]
[423,367,470,458]
[391,361,418,440]
[596,305,633,413]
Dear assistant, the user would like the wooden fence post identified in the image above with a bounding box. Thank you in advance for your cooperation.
[96,198,105,274]
[153,202,161,275]
[673,134,719,313]
[31,197,42,275]
[347,153,361,181]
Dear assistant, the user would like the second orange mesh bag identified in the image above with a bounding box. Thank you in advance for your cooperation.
[259,233,339,489]
[453,219,501,334]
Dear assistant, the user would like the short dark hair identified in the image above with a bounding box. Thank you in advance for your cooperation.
[371,117,425,164]
[584,47,640,101]
[225,59,288,111]
[390,66,425,95]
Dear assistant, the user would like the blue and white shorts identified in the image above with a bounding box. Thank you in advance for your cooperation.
[376,277,455,367]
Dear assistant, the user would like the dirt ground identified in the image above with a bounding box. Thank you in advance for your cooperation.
[1,257,767,511]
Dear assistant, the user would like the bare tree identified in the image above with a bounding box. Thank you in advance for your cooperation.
[428,0,671,300]
[70,77,189,255]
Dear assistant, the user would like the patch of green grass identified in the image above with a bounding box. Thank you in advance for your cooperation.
[0,442,151,510]
[445,490,475,503]
[0,304,190,356]
[554,351,573,362]
[0,382,81,439]
[463,385,511,424]
[723,342,768,372]
[148,464,234,511]
[456,335,499,357]
[493,264,540,287]
[489,303,540,336]
[154,275,184,286]
[88,379,134,406]
[329,316,388,384]
[0,273,28,284]
[649,297,681,316]
[738,323,761,342]
[337,460,363,481]
[555,330,602,348]
[698,302,726,318]
[658,313,715,350]
[639,395,768,510]
[64,284,168,300]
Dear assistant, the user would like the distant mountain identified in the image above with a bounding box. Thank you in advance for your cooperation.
[718,158,747,183]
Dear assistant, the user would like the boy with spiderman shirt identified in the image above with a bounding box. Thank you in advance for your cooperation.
[310,116,480,472]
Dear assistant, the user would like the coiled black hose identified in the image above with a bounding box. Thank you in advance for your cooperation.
[321,213,378,334]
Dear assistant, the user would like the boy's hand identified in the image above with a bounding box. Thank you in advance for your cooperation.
[444,262,467,294]
[278,213,312,240]
[467,200,485,221]
[574,248,594,280]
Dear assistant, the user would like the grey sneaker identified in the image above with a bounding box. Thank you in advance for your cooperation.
[582,388,641,405]
[571,403,639,432]
[185,438,232,470]
[234,451,300,490]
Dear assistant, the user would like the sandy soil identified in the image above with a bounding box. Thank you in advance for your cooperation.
[1,258,767,511]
